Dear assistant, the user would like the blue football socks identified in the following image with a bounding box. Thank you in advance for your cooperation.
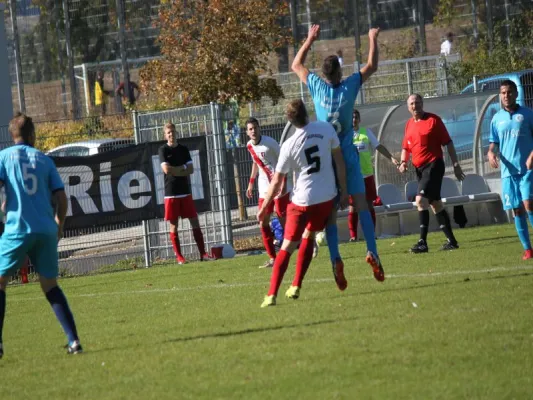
[45,286,79,344]
[359,210,378,255]
[515,213,531,250]
[325,224,341,263]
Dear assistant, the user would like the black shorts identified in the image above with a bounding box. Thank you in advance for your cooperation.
[415,158,445,202]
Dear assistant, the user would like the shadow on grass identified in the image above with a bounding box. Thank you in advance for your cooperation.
[465,235,517,244]
[163,317,356,344]
[330,271,533,300]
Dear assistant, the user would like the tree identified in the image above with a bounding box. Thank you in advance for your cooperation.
[140,0,291,107]
[447,11,533,90]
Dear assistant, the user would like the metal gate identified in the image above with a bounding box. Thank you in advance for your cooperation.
[133,103,233,266]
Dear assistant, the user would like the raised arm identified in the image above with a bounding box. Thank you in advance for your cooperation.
[360,28,380,83]
[291,24,320,84]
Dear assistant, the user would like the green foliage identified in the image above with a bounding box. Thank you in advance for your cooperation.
[433,0,459,27]
[140,0,291,107]
[35,114,133,152]
[380,28,418,60]
[448,11,533,87]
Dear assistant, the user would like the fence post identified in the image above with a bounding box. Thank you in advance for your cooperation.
[132,109,152,268]
[62,0,79,120]
[9,0,25,113]
[473,75,479,93]
[82,63,90,116]
[210,103,233,246]
[406,61,413,95]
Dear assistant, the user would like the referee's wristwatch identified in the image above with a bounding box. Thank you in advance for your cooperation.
[182,164,187,171]
[453,162,460,168]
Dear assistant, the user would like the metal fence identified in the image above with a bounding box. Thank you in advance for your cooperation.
[5,0,530,122]
[1,90,509,279]
[253,54,461,117]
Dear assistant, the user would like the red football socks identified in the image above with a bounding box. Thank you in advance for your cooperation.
[292,238,314,288]
[267,250,291,296]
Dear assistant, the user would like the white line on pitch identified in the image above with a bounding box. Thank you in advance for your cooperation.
[8,264,533,303]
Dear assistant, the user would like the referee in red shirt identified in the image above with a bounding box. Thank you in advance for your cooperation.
[398,94,465,253]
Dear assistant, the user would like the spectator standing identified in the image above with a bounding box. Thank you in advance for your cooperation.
[94,70,110,115]
[159,122,214,264]
[440,32,454,56]
[116,80,140,107]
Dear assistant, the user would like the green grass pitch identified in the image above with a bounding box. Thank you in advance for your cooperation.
[1,224,532,400]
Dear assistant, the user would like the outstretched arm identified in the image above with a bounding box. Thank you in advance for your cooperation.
[292,24,320,84]
[376,144,399,166]
[360,28,380,83]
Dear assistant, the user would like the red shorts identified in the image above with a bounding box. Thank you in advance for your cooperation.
[283,200,334,241]
[349,175,377,205]
[258,192,290,219]
[164,195,198,220]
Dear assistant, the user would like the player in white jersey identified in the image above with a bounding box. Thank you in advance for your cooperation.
[259,99,348,308]
[246,118,292,268]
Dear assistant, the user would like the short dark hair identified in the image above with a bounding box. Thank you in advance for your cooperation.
[500,79,518,93]
[9,112,34,143]
[286,99,308,128]
[245,117,259,128]
[322,55,341,82]
[353,109,360,118]
[446,32,454,40]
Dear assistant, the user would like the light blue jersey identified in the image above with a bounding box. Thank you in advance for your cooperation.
[307,72,362,145]
[490,106,533,178]
[307,72,365,194]
[0,144,64,236]
[490,106,533,210]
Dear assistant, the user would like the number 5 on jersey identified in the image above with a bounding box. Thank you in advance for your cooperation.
[22,162,38,195]
[305,145,321,174]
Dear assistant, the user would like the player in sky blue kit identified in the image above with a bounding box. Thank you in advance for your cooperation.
[488,79,533,260]
[0,113,82,358]
[291,24,384,289]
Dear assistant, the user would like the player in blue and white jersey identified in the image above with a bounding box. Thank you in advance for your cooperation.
[489,79,533,260]
[291,24,384,289]
[0,113,82,358]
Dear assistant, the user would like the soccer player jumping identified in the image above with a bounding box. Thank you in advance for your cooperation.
[291,24,385,289]
[488,80,533,260]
